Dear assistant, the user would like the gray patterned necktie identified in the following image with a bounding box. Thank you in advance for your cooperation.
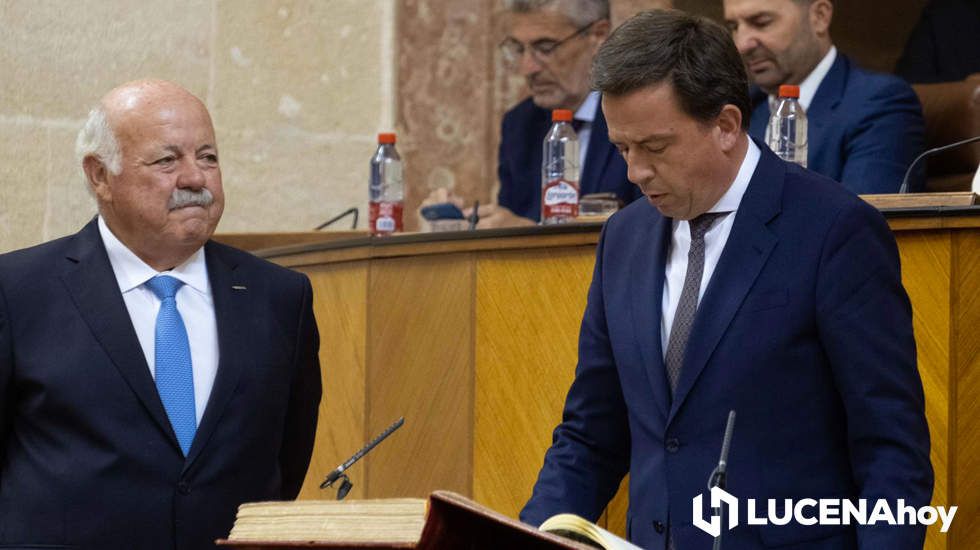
[665,212,727,395]
[664,211,727,550]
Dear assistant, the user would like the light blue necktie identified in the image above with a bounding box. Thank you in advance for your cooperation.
[145,275,196,456]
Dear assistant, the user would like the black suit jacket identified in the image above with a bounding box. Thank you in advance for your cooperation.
[0,219,321,549]
[497,96,641,221]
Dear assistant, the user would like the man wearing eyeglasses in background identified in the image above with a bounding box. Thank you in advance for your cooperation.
[424,0,650,228]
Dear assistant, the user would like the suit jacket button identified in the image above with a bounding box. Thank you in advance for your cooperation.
[653,520,666,534]
[665,438,680,453]
[177,481,191,495]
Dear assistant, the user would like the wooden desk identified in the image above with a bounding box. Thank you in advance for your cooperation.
[262,207,979,550]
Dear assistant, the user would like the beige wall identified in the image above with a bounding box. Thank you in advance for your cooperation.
[0,0,397,253]
[1,0,927,251]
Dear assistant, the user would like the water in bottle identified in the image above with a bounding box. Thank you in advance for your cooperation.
[541,109,580,224]
[768,84,808,168]
[369,132,403,236]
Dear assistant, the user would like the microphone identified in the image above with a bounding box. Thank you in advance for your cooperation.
[899,135,980,194]
[320,417,404,500]
[708,410,736,550]
[315,207,359,230]
[468,200,480,230]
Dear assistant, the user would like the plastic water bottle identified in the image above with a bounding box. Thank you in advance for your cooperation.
[541,109,580,224]
[369,132,403,236]
[768,84,808,168]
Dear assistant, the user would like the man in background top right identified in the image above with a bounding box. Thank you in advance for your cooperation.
[724,0,925,194]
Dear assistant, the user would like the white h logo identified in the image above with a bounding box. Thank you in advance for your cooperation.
[692,486,739,537]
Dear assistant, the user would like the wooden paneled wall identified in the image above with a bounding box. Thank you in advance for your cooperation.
[897,227,980,550]
[281,216,978,549]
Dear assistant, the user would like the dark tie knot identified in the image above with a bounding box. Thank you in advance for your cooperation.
[689,212,728,240]
[145,275,185,301]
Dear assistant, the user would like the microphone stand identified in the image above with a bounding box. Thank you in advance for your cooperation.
[708,410,736,550]
[321,417,404,500]
[899,134,980,193]
[468,200,480,230]
[315,207,359,230]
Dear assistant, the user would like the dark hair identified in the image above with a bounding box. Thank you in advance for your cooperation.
[592,9,751,129]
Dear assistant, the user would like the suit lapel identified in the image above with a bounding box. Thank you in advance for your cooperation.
[630,211,672,420]
[668,144,783,424]
[581,105,616,196]
[183,242,247,469]
[749,87,770,142]
[59,219,180,448]
[806,54,848,168]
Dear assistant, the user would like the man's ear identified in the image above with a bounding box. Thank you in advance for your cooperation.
[82,156,112,203]
[809,0,833,36]
[715,104,743,152]
[591,18,612,44]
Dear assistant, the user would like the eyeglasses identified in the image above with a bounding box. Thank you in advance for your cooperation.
[499,20,599,68]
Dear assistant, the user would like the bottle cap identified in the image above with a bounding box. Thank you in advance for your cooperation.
[552,109,574,122]
[777,85,800,98]
[378,132,397,144]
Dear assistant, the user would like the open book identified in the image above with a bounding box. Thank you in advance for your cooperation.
[539,513,642,550]
[217,491,634,549]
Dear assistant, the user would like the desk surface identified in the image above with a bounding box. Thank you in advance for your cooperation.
[256,205,980,267]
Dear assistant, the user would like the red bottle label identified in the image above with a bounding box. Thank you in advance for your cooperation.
[369,201,403,235]
[541,179,580,220]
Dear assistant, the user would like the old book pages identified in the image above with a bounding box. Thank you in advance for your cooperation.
[226,498,427,544]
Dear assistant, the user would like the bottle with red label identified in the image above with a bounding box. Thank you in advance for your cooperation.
[541,109,580,225]
[369,132,404,236]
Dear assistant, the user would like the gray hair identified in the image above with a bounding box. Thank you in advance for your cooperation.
[505,0,610,28]
[75,106,121,176]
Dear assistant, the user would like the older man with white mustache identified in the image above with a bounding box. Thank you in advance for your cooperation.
[0,79,321,549]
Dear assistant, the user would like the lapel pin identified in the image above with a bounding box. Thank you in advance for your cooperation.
[231,285,247,291]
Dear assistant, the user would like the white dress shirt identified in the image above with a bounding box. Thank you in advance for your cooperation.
[661,140,761,355]
[574,91,600,170]
[98,216,219,424]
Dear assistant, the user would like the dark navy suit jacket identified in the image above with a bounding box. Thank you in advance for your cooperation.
[521,143,933,549]
[498,97,641,222]
[749,54,925,194]
[0,219,321,549]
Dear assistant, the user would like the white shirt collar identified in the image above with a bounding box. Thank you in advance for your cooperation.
[708,138,761,214]
[97,215,211,296]
[768,46,837,112]
[798,46,837,111]
[574,91,600,123]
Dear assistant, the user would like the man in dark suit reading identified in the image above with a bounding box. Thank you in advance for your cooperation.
[521,10,932,549]
[0,79,322,549]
